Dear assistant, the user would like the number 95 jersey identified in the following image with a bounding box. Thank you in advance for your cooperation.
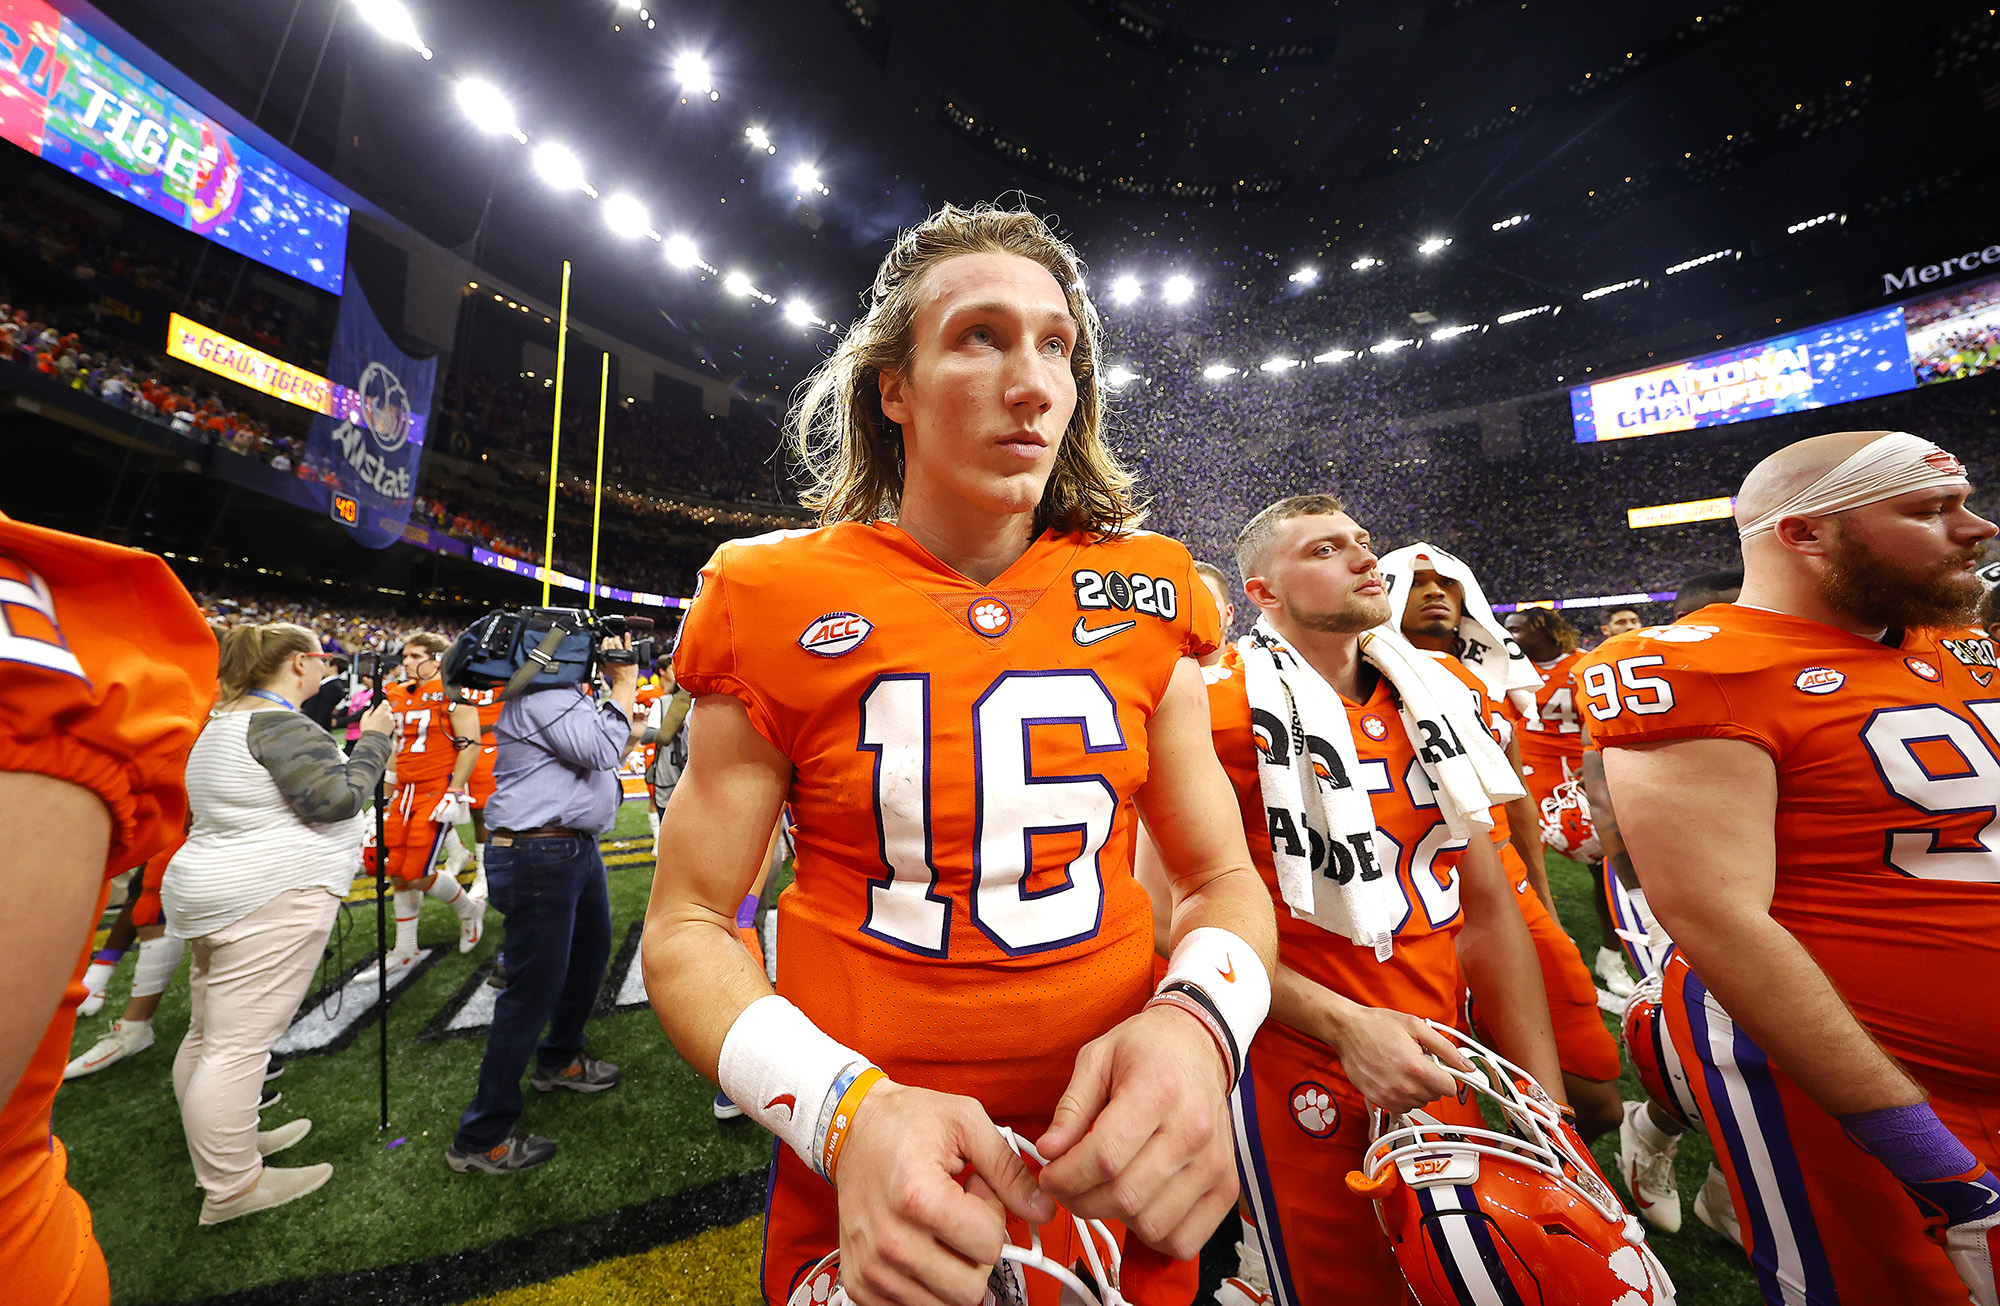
[1577,603,2000,1102]
[673,522,1220,1123]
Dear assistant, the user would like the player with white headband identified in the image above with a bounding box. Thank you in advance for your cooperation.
[1580,430,2000,1305]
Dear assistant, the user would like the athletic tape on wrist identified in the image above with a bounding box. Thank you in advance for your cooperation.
[1839,1101,1980,1184]
[735,892,759,929]
[1145,927,1270,1086]
[717,995,871,1176]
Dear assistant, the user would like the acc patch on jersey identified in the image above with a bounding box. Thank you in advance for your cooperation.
[798,612,873,657]
[1794,667,1845,695]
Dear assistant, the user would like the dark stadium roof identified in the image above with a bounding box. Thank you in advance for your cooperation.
[84,0,2000,408]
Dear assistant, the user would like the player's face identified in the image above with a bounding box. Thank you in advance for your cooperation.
[1817,486,1997,628]
[1603,609,1643,637]
[880,252,1079,522]
[1401,567,1463,644]
[401,645,434,681]
[1504,612,1560,662]
[1258,512,1388,634]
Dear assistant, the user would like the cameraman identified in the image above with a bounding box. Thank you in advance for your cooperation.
[445,635,640,1175]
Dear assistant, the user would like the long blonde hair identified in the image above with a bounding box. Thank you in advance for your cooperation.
[216,622,318,702]
[789,203,1140,537]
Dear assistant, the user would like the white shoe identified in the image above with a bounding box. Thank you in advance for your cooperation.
[1618,1100,1683,1233]
[444,832,472,881]
[198,1163,332,1225]
[1213,1235,1272,1306]
[78,987,107,1018]
[383,948,420,977]
[1692,1162,1743,1248]
[470,856,489,904]
[457,895,487,954]
[1595,946,1637,999]
[257,1118,312,1157]
[64,1019,154,1079]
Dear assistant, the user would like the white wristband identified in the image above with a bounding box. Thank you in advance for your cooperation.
[1148,927,1271,1085]
[717,995,869,1175]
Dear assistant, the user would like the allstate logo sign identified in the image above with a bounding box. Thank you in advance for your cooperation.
[357,360,413,453]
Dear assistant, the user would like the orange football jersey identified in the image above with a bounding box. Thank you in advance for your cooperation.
[1516,648,1585,779]
[466,688,502,801]
[0,513,213,1305]
[385,675,457,788]
[1206,654,1474,1070]
[674,522,1219,1123]
[1580,603,2000,1100]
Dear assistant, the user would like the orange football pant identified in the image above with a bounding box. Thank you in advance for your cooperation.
[1500,843,1622,1083]
[383,782,449,885]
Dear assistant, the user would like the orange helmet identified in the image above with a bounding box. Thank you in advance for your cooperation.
[787,1128,1130,1306]
[1346,1024,1676,1306]
[1621,976,1700,1132]
[1538,777,1601,860]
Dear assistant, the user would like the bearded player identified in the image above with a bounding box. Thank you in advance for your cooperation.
[1386,546,1624,1142]
[1161,498,1562,1306]
[383,633,484,967]
[641,204,1278,1306]
[1585,430,2000,1305]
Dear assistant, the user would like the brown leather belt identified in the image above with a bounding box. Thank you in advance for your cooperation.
[490,826,587,845]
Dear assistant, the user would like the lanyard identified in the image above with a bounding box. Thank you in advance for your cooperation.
[245,689,295,710]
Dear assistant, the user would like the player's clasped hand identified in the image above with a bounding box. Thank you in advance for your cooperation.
[1322,1002,1473,1116]
[832,1079,1054,1306]
[1033,1004,1237,1260]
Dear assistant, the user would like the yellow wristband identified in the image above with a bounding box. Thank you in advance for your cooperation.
[820,1067,885,1182]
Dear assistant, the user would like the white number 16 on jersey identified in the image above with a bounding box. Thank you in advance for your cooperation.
[858,670,1125,957]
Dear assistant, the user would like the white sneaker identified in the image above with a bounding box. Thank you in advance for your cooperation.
[457,895,487,954]
[470,851,489,904]
[1692,1162,1743,1248]
[257,1118,312,1157]
[444,831,472,881]
[1214,1235,1272,1306]
[78,982,108,1018]
[1618,1100,1683,1233]
[383,948,420,978]
[64,1019,154,1079]
[198,1163,332,1225]
[1595,946,1637,999]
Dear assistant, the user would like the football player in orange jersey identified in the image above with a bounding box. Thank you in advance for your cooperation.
[1171,497,1563,1306]
[642,204,1279,1306]
[1193,560,1237,668]
[382,633,484,968]
[1587,430,2000,1306]
[0,511,214,1306]
[1390,552,1624,1144]
[464,685,503,901]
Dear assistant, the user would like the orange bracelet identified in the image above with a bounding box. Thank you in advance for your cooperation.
[820,1067,885,1181]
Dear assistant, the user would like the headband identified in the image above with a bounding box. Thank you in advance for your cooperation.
[1737,432,1969,540]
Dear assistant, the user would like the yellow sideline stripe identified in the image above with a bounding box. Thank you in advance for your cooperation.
[454,1215,763,1306]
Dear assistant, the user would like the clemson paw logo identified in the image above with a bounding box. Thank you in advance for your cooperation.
[1359,715,1388,741]
[1290,1081,1339,1138]
[799,1270,837,1305]
[969,598,1013,637]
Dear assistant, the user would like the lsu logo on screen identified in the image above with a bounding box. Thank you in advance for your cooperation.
[798,612,872,657]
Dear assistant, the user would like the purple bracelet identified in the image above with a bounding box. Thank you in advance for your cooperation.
[1837,1102,1979,1183]
[735,893,759,929]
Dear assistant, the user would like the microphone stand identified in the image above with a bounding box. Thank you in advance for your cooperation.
[369,661,390,1132]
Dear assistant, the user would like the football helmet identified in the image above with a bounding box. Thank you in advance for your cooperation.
[1538,778,1601,861]
[1620,977,1699,1132]
[1346,1023,1676,1306]
[786,1128,1130,1306]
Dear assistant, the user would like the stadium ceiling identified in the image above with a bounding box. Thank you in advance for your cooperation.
[92,0,2000,405]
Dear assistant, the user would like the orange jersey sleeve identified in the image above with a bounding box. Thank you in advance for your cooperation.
[673,523,1215,1124]
[1579,604,2000,1100]
[1205,657,1471,1070]
[387,676,458,788]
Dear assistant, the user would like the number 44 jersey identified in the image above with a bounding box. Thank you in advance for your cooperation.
[1577,603,2000,1102]
[673,522,1220,1123]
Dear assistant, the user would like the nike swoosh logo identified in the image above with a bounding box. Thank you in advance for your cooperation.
[765,1093,796,1119]
[1218,961,1236,983]
[1073,617,1137,646]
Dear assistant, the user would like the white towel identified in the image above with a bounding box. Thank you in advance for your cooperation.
[1378,541,1544,717]
[1239,618,1524,961]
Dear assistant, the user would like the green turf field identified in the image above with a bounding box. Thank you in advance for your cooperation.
[57,807,1759,1303]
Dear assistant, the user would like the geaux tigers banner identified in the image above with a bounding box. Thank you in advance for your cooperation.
[305,266,433,548]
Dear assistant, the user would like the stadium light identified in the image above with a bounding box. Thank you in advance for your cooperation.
[783,298,816,325]
[1201,363,1238,380]
[1496,304,1553,323]
[1110,275,1142,305]
[1581,277,1645,300]
[1350,255,1381,271]
[532,142,588,193]
[1370,338,1414,353]
[746,125,776,153]
[352,0,433,59]
[1162,275,1195,304]
[1490,214,1528,231]
[1664,248,1736,275]
[791,163,828,195]
[1430,324,1480,341]
[454,79,524,141]
[1103,366,1142,387]
[724,270,755,297]
[1417,236,1452,256]
[1312,348,1355,364]
[1288,266,1319,285]
[675,52,718,100]
[603,193,650,238]
[663,234,701,268]
[1259,357,1299,372]
[1786,212,1842,234]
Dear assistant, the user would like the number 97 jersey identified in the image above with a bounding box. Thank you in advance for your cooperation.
[1576,603,2000,1103]
[672,522,1220,1124]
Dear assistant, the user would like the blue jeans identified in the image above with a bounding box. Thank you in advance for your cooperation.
[454,832,613,1150]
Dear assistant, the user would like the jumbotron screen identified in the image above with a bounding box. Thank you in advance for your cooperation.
[0,0,350,294]
[1570,272,2000,442]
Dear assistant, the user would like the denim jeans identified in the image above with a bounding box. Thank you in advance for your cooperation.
[454,832,612,1150]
